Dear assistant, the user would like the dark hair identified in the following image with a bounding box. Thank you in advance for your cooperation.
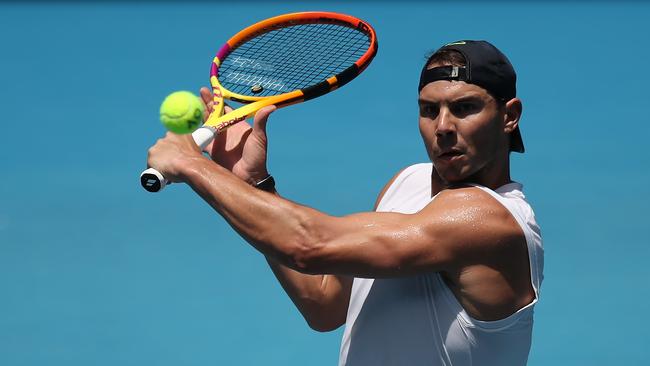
[424,49,466,68]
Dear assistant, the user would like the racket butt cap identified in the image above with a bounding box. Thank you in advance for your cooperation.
[141,168,166,192]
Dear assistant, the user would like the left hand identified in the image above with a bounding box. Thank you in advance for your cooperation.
[146,132,204,183]
[199,87,276,184]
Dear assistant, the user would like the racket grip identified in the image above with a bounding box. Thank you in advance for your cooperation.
[140,126,217,192]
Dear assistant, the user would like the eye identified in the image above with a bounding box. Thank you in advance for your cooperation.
[451,101,481,117]
[419,103,439,119]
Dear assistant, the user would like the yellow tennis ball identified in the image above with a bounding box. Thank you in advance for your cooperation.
[159,91,205,134]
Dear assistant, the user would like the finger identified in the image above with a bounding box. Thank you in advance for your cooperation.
[252,105,277,136]
[200,87,212,107]
[199,87,214,118]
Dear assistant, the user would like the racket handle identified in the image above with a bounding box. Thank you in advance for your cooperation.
[140,126,217,192]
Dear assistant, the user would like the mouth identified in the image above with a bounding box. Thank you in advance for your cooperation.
[437,149,464,161]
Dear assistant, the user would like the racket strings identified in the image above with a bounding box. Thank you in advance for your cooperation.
[219,22,370,96]
[285,24,365,82]
[225,23,366,91]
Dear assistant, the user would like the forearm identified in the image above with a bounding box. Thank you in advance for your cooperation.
[181,156,319,269]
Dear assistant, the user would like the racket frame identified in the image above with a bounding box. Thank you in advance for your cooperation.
[204,11,378,133]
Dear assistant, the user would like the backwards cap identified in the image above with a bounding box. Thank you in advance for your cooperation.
[418,40,524,153]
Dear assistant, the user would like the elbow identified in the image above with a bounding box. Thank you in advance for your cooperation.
[306,316,344,332]
[300,301,346,333]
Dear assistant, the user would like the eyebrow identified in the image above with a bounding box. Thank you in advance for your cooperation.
[418,94,484,105]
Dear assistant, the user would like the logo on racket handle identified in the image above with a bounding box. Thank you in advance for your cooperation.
[140,168,166,192]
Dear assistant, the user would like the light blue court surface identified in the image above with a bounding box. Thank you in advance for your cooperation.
[1,1,648,365]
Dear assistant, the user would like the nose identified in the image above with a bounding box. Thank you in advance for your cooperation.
[435,107,456,138]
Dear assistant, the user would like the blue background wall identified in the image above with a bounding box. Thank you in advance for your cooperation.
[1,1,648,365]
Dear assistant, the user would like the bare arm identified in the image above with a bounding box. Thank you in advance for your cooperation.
[195,94,351,331]
[161,154,508,278]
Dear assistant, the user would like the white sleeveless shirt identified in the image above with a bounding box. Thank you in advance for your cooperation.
[338,163,544,366]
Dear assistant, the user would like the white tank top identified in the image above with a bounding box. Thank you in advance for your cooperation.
[338,163,544,366]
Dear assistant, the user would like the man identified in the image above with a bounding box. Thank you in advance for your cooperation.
[146,40,544,365]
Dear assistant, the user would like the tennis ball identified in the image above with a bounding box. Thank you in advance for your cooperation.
[159,91,205,134]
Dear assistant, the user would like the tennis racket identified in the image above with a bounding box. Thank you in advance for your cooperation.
[141,11,378,192]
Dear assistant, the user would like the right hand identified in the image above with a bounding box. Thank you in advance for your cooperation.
[199,87,276,184]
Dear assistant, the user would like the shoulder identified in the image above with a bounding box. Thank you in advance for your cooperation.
[419,186,525,255]
[429,185,513,217]
[374,163,431,210]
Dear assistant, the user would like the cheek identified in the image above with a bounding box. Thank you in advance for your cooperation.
[418,118,432,139]
[459,114,500,153]
[418,119,437,156]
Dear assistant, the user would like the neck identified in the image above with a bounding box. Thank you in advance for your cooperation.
[468,151,512,190]
[431,167,446,197]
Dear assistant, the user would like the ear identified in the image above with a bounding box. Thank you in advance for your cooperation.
[503,98,523,133]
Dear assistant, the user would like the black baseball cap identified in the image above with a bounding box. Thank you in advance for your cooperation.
[419,40,524,153]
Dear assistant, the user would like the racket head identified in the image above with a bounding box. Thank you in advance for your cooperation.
[210,12,377,109]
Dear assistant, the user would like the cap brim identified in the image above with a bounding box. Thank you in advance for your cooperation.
[510,126,525,153]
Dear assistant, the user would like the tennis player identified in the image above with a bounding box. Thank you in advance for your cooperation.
[146,40,544,366]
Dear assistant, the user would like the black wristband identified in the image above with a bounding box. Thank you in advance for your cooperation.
[254,175,275,192]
